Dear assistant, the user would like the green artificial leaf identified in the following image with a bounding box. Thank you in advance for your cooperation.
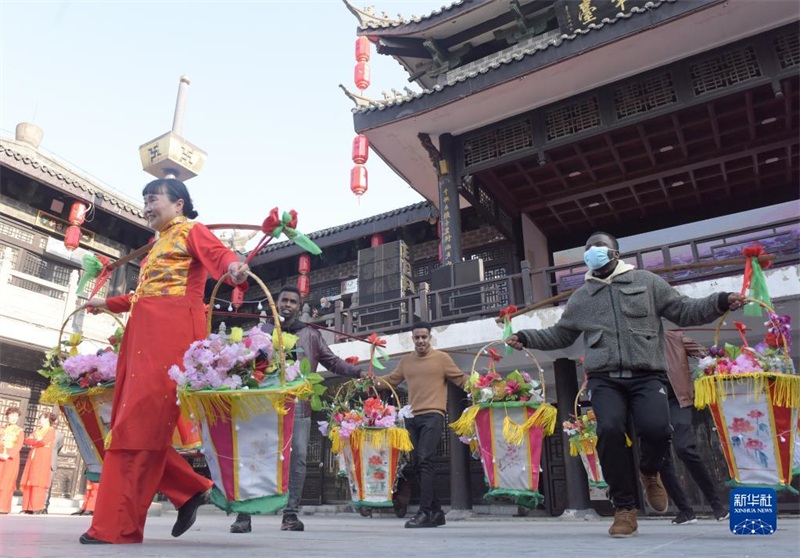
[313,384,327,396]
[724,343,740,360]
[310,395,323,411]
[306,372,325,384]
[299,358,311,375]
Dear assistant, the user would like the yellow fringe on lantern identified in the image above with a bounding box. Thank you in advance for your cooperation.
[178,381,314,426]
[450,403,556,446]
[40,383,74,405]
[568,433,630,456]
[329,426,413,454]
[502,403,557,445]
[449,405,481,439]
[694,373,800,410]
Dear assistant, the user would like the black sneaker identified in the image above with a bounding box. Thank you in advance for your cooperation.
[281,513,305,531]
[713,507,729,521]
[432,510,446,526]
[230,513,251,533]
[405,511,435,528]
[671,510,697,525]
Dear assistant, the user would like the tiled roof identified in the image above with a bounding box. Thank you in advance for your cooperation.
[345,0,471,31]
[0,137,145,220]
[256,201,434,256]
[349,0,675,114]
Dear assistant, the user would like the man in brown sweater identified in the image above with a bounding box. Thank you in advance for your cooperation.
[375,322,469,528]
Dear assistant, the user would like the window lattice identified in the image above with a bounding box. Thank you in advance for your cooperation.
[774,31,799,69]
[614,73,677,119]
[484,267,509,306]
[545,97,601,141]
[690,46,762,96]
[477,186,495,217]
[463,119,532,168]
[0,221,34,244]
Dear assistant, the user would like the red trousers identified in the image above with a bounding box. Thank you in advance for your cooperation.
[87,448,212,544]
[21,486,47,512]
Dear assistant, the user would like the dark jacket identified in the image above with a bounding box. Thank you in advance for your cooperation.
[665,330,708,407]
[263,320,361,416]
[515,263,727,376]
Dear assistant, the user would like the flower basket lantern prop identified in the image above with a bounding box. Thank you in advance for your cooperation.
[563,384,607,490]
[450,340,557,508]
[172,271,324,515]
[319,336,413,508]
[38,308,125,482]
[694,297,798,493]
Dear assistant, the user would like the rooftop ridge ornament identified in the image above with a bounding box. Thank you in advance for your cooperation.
[138,75,208,181]
[341,0,399,28]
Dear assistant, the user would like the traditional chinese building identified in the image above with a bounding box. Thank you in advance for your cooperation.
[0,123,151,502]
[316,0,800,515]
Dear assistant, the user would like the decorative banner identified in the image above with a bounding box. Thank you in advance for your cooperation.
[197,394,296,514]
[454,401,556,508]
[341,429,402,507]
[59,388,114,482]
[695,373,800,492]
[572,436,607,489]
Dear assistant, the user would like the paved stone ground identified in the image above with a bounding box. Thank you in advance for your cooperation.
[1,510,797,558]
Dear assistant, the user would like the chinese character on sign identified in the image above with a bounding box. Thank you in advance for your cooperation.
[729,488,777,536]
[613,0,627,12]
[148,145,161,163]
[578,0,596,25]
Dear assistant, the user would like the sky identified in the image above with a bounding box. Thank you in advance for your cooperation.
[0,0,449,233]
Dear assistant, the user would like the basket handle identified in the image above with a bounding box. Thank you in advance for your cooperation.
[58,306,126,359]
[472,340,546,401]
[207,270,286,387]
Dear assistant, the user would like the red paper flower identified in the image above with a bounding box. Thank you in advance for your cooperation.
[486,348,502,363]
[261,207,281,234]
[345,356,360,365]
[504,380,520,396]
[498,305,518,319]
[366,333,386,347]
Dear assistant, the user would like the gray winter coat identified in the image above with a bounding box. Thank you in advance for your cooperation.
[515,267,726,375]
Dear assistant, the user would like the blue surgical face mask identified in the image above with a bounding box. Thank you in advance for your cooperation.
[584,246,615,271]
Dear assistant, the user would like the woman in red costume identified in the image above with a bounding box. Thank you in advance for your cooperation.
[78,179,248,544]
[20,412,57,513]
[0,406,24,513]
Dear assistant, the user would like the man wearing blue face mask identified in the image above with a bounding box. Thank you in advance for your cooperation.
[506,231,745,539]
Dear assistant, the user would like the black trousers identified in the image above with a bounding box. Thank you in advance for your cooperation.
[405,413,444,514]
[588,372,672,509]
[659,397,723,512]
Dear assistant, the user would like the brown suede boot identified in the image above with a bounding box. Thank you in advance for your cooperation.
[608,508,639,538]
[640,472,669,513]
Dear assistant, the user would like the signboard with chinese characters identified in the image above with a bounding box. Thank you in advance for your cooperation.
[341,278,359,295]
[555,0,652,34]
[138,131,207,181]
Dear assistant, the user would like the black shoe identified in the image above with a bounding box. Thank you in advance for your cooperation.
[671,510,697,525]
[71,510,86,516]
[79,532,110,545]
[432,510,446,526]
[713,507,729,521]
[171,489,210,538]
[230,513,252,533]
[358,507,373,518]
[405,511,435,528]
[393,501,408,518]
[280,513,304,531]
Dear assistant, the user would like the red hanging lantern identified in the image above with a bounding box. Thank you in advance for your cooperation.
[352,135,369,165]
[64,225,82,251]
[298,254,311,275]
[350,165,368,197]
[69,202,89,225]
[354,61,371,91]
[231,285,246,311]
[355,36,371,63]
[371,234,383,248]
[438,244,443,263]
[297,274,310,297]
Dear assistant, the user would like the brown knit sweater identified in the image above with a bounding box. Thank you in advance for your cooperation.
[376,349,469,416]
